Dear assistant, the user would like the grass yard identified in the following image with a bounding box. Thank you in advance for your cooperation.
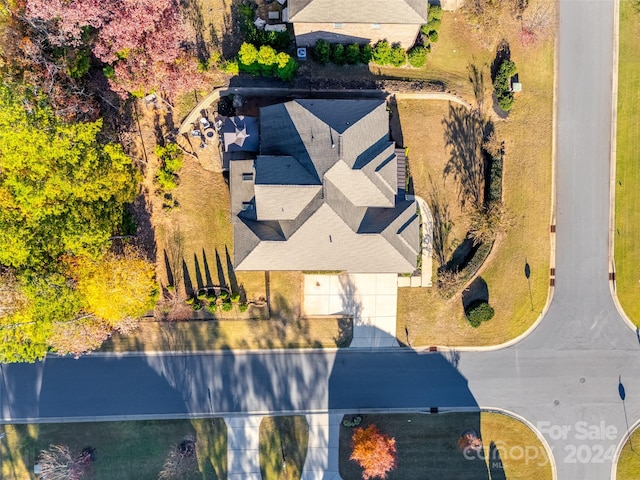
[259,416,309,480]
[339,412,551,480]
[396,2,554,346]
[376,12,494,99]
[614,1,640,325]
[100,316,352,352]
[616,422,640,479]
[0,419,226,480]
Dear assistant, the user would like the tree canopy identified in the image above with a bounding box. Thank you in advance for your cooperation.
[67,247,158,325]
[25,0,207,97]
[350,424,397,480]
[0,83,156,362]
[0,82,138,270]
[0,248,158,362]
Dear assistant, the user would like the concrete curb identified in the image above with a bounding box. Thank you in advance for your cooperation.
[611,413,640,480]
[481,406,558,480]
[606,0,637,336]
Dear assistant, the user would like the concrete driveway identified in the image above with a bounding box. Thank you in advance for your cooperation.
[303,273,399,347]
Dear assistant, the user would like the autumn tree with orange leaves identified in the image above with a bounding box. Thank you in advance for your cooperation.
[350,424,397,480]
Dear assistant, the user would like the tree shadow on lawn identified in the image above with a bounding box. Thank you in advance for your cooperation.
[462,276,490,312]
[215,249,227,288]
[225,245,240,295]
[428,175,454,267]
[488,441,507,480]
[126,194,157,264]
[153,106,176,147]
[468,62,488,112]
[442,103,488,211]
[181,0,217,62]
[203,248,214,286]
[259,415,309,480]
[194,253,205,290]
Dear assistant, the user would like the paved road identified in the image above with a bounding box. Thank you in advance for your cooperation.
[0,1,633,479]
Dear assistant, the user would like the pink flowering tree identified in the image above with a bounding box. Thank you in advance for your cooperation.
[25,0,204,98]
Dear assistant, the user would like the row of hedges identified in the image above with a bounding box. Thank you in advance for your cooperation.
[372,40,408,67]
[233,42,298,81]
[310,35,434,69]
[488,153,503,204]
[312,40,372,65]
[186,290,248,313]
[493,59,518,111]
[420,5,442,44]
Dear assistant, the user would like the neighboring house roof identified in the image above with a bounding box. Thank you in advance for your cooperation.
[289,0,429,24]
[230,99,420,274]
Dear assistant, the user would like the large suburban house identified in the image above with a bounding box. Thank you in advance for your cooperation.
[229,98,420,274]
[288,0,429,49]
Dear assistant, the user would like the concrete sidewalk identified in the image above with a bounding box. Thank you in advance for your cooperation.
[301,413,343,480]
[225,415,263,480]
[303,273,399,347]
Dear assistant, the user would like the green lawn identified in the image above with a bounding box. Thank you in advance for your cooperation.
[0,419,226,480]
[616,423,640,479]
[614,1,640,325]
[259,416,309,480]
[396,2,554,346]
[339,412,552,480]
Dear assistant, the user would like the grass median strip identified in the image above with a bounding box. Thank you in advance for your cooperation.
[339,411,552,480]
[259,416,309,480]
[614,1,640,325]
[0,419,226,480]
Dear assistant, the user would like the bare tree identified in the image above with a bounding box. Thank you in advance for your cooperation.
[464,0,503,30]
[520,2,556,47]
[158,438,197,480]
[39,445,86,480]
[468,202,513,246]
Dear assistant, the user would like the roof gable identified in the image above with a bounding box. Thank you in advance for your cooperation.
[255,155,319,186]
[295,99,383,135]
[255,184,322,221]
[325,160,393,208]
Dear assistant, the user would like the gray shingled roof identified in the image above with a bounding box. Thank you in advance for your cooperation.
[289,0,428,24]
[231,99,420,274]
[255,184,322,221]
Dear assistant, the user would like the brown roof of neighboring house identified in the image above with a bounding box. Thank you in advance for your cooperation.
[289,0,429,24]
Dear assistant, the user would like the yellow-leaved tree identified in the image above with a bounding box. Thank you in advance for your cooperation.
[69,246,158,327]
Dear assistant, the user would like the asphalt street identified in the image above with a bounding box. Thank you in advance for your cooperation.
[0,1,633,479]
